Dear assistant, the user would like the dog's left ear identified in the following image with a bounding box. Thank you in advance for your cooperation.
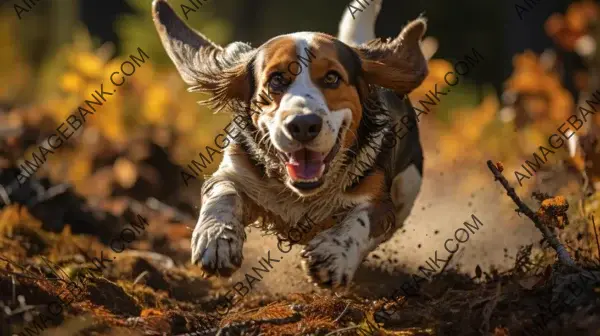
[152,0,255,110]
[356,18,428,96]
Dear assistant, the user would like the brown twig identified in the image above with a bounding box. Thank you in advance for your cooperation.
[0,257,50,282]
[333,302,351,323]
[592,215,600,262]
[486,160,579,268]
[0,269,45,281]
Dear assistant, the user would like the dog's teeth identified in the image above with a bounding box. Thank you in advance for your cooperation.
[296,178,318,183]
[294,174,323,183]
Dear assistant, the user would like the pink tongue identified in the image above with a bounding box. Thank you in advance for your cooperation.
[286,149,325,180]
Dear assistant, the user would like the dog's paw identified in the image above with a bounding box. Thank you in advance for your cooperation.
[300,232,362,288]
[191,220,244,277]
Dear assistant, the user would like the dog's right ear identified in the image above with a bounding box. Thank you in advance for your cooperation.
[152,0,255,110]
[355,18,428,97]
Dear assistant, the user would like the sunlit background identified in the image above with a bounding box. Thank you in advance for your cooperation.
[2,0,600,334]
[0,0,590,202]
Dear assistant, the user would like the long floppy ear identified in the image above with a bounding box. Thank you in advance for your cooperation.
[152,0,255,110]
[355,18,429,96]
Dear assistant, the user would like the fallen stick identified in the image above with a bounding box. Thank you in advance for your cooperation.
[486,160,579,269]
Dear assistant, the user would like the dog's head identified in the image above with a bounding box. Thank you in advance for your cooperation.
[152,0,427,196]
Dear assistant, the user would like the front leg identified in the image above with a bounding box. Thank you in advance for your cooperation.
[191,178,246,277]
[300,203,393,288]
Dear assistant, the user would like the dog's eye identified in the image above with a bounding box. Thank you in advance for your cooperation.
[323,71,341,88]
[268,73,290,93]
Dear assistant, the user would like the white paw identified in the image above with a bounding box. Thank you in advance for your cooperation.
[300,230,363,288]
[191,218,245,277]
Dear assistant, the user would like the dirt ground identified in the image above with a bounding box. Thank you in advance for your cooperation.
[2,122,600,336]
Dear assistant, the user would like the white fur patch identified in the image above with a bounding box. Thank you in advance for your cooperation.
[391,164,422,226]
[191,181,246,276]
[265,33,352,156]
[337,0,382,46]
[301,205,373,287]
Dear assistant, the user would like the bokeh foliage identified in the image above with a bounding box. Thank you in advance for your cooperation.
[0,0,584,199]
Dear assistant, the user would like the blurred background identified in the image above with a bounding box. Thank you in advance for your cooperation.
[3,0,600,335]
[0,0,592,205]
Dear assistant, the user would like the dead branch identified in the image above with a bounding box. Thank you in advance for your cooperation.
[592,215,600,262]
[486,160,579,269]
[0,269,45,281]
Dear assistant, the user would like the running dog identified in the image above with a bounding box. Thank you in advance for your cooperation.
[152,0,427,288]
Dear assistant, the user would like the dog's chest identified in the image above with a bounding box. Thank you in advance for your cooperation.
[240,184,356,238]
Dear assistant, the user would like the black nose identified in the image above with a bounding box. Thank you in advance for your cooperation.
[285,114,323,143]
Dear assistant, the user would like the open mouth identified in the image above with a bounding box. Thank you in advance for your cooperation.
[281,133,343,191]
